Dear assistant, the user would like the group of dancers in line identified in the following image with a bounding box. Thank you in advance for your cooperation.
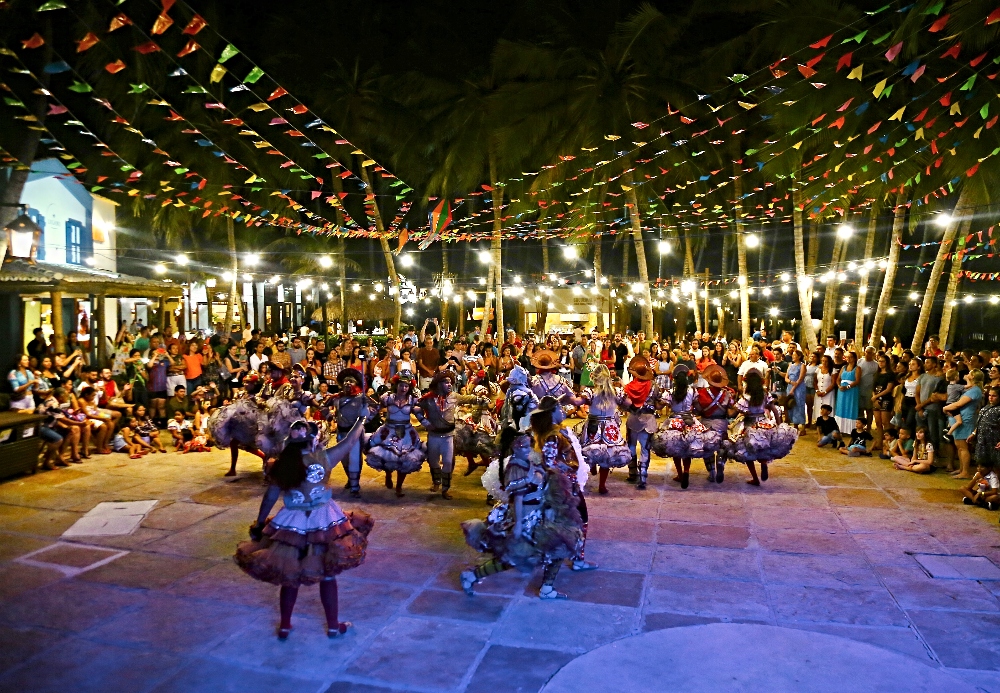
[215,348,798,637]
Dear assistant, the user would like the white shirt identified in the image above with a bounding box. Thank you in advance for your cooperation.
[738,359,768,379]
[250,353,268,371]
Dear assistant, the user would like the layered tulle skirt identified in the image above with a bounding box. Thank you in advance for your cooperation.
[235,502,373,587]
[723,419,798,463]
[256,399,303,458]
[454,420,498,458]
[208,398,263,449]
[576,417,631,469]
[461,471,583,573]
[366,423,426,473]
[650,416,723,459]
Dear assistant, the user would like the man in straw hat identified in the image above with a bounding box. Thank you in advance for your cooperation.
[529,349,586,410]
[622,355,662,490]
[329,367,377,497]
[694,364,737,483]
[415,371,491,500]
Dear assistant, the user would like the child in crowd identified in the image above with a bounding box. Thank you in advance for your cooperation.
[885,427,914,459]
[893,427,934,473]
[133,405,167,453]
[112,422,151,459]
[839,419,873,457]
[816,404,841,448]
[962,462,1000,510]
[167,410,192,449]
[943,369,965,441]
[879,429,897,460]
[179,427,211,453]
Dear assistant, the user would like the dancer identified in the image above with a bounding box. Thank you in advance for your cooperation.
[236,418,372,640]
[577,364,631,494]
[651,364,718,489]
[725,369,798,485]
[455,380,500,477]
[366,372,425,497]
[210,373,270,476]
[621,356,662,490]
[496,365,538,481]
[460,431,583,599]
[530,349,586,419]
[415,371,490,499]
[694,364,736,483]
[328,368,377,497]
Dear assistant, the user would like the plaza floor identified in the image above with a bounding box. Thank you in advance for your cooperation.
[1,429,1000,693]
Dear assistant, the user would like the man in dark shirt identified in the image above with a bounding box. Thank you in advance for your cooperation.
[416,335,443,390]
[165,385,195,420]
[27,328,48,367]
[612,334,629,376]
[245,329,261,357]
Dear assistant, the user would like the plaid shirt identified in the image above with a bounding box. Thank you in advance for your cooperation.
[323,359,343,385]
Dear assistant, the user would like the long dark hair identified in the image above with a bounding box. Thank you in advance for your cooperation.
[744,370,766,407]
[672,371,689,404]
[269,442,308,490]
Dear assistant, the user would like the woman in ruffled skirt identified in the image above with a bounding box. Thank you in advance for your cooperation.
[209,372,267,477]
[235,418,372,640]
[576,364,632,494]
[366,373,426,497]
[456,376,500,477]
[651,365,722,488]
[724,369,798,485]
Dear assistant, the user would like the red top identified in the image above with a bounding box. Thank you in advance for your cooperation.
[182,353,203,380]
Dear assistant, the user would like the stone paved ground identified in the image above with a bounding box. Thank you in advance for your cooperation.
[2,429,1000,692]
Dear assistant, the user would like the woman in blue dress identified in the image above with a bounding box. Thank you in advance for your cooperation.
[944,369,985,479]
[834,351,860,434]
[784,349,807,431]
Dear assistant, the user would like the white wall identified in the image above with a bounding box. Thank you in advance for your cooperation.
[21,176,87,266]
[91,195,117,272]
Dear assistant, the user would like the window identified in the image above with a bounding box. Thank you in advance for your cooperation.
[26,208,45,261]
[64,219,92,266]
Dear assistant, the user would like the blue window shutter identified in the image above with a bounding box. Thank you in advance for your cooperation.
[26,208,45,261]
[65,219,83,265]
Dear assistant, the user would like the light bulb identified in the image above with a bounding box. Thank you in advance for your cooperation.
[176,255,189,266]
[964,295,974,303]
[935,213,952,227]
[837,224,854,239]
[244,253,260,266]
[779,272,790,282]
[562,245,578,260]
[658,240,672,255]
[154,263,167,275]
[478,250,492,264]
[399,253,414,268]
[744,234,759,249]
[319,255,333,268]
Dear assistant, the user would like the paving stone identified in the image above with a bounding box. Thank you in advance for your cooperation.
[852,532,951,567]
[0,561,63,601]
[76,551,213,589]
[755,529,861,556]
[582,539,655,573]
[3,508,83,536]
[432,558,532,595]
[346,615,489,688]
[87,593,259,653]
[824,488,898,508]
[152,657,322,693]
[0,637,184,693]
[494,599,635,652]
[782,622,933,662]
[656,522,751,549]
[0,579,145,632]
[749,506,844,531]
[645,574,772,622]
[834,507,924,534]
[407,587,510,623]
[465,644,575,693]
[190,479,270,506]
[909,610,1000,670]
[760,552,880,589]
[767,584,908,626]
[27,543,122,568]
[587,517,656,543]
[877,564,1000,612]
[0,532,53,561]
[651,545,761,582]
[324,684,401,693]
[657,501,749,526]
[642,612,723,631]
[141,501,228,530]
[526,569,645,608]
[0,625,68,672]
[347,549,449,585]
[809,471,877,488]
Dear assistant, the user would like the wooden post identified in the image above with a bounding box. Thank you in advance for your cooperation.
[95,293,107,366]
[50,288,64,354]
[158,295,166,334]
[704,268,710,337]
[206,286,213,333]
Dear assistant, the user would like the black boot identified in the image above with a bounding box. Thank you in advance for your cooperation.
[441,472,453,500]
[626,458,638,484]
[430,468,442,492]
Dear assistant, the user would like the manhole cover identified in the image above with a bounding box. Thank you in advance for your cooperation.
[15,542,127,577]
[62,500,158,537]
[913,553,1000,580]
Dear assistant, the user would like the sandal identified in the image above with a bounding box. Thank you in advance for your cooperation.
[129,454,142,459]
[460,570,477,596]
[538,586,568,600]
[327,622,352,638]
[276,626,291,640]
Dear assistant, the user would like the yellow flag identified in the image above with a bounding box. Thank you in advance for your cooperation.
[847,65,863,80]
[950,102,961,115]
[914,128,924,140]
[889,106,905,121]
[872,78,887,98]
[245,174,258,184]
[210,64,227,83]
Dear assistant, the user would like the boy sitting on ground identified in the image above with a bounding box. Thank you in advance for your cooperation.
[962,462,1000,510]
[839,419,874,457]
[816,404,841,448]
[112,421,152,459]
[879,429,897,460]
[885,427,913,460]
[167,411,192,449]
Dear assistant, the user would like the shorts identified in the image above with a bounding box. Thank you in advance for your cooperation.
[112,434,128,452]
[874,397,893,412]
[572,372,582,386]
[149,390,168,400]
[38,426,63,444]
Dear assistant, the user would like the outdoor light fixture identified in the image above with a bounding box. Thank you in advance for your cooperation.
[935,213,952,227]
[909,291,919,300]
[479,277,487,285]
[321,283,329,291]
[399,253,414,268]
[319,255,333,268]
[243,273,253,282]
[762,287,771,297]
[769,307,778,316]
[781,285,790,292]
[658,240,672,255]
[206,278,217,288]
[562,245,578,260]
[990,296,999,304]
[478,250,492,264]
[779,272,790,282]
[744,234,760,249]
[222,271,234,281]
[964,295,974,303]
[466,290,476,300]
[245,253,260,266]
[270,275,281,284]
[3,206,42,262]
[374,282,384,293]
[887,307,897,315]
[513,275,522,283]
[176,255,189,266]
[154,263,167,275]
[572,286,582,296]
[729,290,738,299]
[836,224,854,239]
[351,283,361,292]
[631,283,644,294]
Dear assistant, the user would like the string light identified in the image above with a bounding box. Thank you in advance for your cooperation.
[478,250,492,264]
[836,224,854,239]
[176,255,189,266]
[562,245,578,260]
[399,253,414,268]
[319,255,333,268]
[244,253,260,266]
[744,234,760,249]
[658,240,672,255]
[934,213,952,227]
[154,263,167,275]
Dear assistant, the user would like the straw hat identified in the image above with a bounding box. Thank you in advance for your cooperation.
[703,364,729,388]
[628,356,655,382]
[530,349,559,371]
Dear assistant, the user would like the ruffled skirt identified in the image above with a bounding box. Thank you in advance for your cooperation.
[576,418,631,469]
[256,399,303,458]
[234,503,373,587]
[366,423,426,473]
[208,399,263,448]
[723,420,799,462]
[650,417,722,459]
[454,420,498,458]
[461,471,583,573]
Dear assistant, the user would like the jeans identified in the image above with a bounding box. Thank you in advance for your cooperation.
[918,407,945,451]
[626,428,652,483]
[426,433,455,474]
[819,433,839,447]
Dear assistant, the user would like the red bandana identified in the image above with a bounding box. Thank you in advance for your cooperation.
[624,379,653,407]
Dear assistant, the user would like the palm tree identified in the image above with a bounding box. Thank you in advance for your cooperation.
[854,203,879,348]
[870,193,906,349]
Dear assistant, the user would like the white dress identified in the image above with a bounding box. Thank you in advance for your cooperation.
[813,370,836,420]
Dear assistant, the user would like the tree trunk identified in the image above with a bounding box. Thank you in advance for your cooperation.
[481,149,504,337]
[358,166,401,334]
[792,190,818,351]
[806,218,820,274]
[481,261,495,335]
[224,216,237,335]
[618,234,630,331]
[537,237,549,334]
[594,236,604,331]
[911,185,975,353]
[683,227,701,334]
[625,185,653,336]
[440,245,450,334]
[937,219,972,348]
[870,193,907,348]
[733,167,751,346]
[854,204,879,349]
[820,235,845,340]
